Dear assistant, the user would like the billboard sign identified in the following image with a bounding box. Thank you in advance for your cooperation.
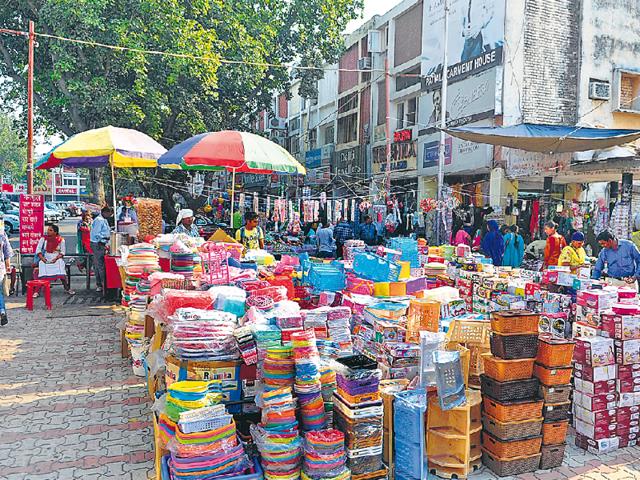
[19,194,45,255]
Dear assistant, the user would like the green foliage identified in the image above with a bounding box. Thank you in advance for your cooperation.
[0,115,27,183]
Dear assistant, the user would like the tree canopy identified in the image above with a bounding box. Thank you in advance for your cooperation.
[0,114,27,184]
[0,0,363,204]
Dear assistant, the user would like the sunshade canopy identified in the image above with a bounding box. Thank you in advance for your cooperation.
[36,126,166,169]
[158,130,306,175]
[445,123,640,154]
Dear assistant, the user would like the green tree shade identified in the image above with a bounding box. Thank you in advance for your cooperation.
[0,0,363,204]
[0,114,27,184]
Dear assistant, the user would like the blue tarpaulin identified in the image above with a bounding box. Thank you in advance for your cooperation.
[445,123,640,153]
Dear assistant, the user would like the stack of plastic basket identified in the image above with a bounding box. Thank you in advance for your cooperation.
[200,242,230,286]
[389,237,420,268]
[393,390,427,480]
[332,355,386,480]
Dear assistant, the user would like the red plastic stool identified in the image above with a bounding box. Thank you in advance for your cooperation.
[26,280,52,311]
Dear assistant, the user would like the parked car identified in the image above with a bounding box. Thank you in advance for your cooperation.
[45,202,68,219]
[1,213,19,235]
[44,207,62,222]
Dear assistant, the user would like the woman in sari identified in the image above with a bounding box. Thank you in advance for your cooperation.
[35,224,75,295]
[76,211,93,271]
[481,220,505,266]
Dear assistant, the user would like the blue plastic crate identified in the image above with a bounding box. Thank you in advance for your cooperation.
[308,263,346,292]
[393,390,427,442]
[394,437,426,480]
[353,252,400,282]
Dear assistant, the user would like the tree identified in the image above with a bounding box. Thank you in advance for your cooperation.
[0,0,363,205]
[0,114,27,184]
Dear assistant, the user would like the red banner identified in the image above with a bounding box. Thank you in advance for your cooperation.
[19,194,45,254]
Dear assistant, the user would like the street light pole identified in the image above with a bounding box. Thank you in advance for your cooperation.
[436,0,450,244]
[26,20,35,194]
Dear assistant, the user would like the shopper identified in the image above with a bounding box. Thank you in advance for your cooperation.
[543,221,566,268]
[76,210,93,271]
[480,220,505,266]
[90,206,113,293]
[453,228,471,247]
[35,224,75,295]
[359,215,377,246]
[503,225,524,268]
[235,212,265,251]
[593,230,640,287]
[0,228,13,326]
[316,222,335,259]
[333,218,354,259]
[558,231,587,272]
[173,209,200,237]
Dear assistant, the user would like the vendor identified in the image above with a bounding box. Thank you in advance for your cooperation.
[236,212,264,251]
[593,230,640,287]
[35,224,75,295]
[90,206,113,293]
[543,221,566,268]
[558,231,587,272]
[116,195,138,228]
[173,209,200,237]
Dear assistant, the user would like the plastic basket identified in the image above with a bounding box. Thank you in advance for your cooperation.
[482,431,543,459]
[482,414,543,441]
[353,252,401,283]
[447,319,491,346]
[347,447,384,475]
[393,390,427,442]
[533,363,573,386]
[178,413,232,434]
[538,384,571,404]
[536,335,575,367]
[446,343,470,387]
[480,375,540,402]
[483,397,544,423]
[394,437,426,479]
[406,299,441,342]
[482,450,541,477]
[542,420,569,446]
[491,311,539,334]
[433,350,466,410]
[539,443,566,470]
[490,332,539,360]
[482,354,535,382]
[542,402,571,422]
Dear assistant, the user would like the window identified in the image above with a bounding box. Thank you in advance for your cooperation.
[289,134,300,154]
[338,92,358,113]
[337,113,358,144]
[324,125,335,144]
[308,129,318,150]
[377,81,386,126]
[289,117,300,132]
[620,72,640,112]
[407,97,417,127]
[395,65,421,92]
[396,103,405,130]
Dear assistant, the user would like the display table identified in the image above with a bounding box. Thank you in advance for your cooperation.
[105,255,123,289]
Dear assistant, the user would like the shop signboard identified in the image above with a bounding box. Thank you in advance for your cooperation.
[19,194,44,254]
[503,148,572,178]
[421,0,506,91]
[334,146,366,177]
[321,143,334,165]
[422,138,453,168]
[305,166,331,185]
[372,140,418,174]
[305,148,322,169]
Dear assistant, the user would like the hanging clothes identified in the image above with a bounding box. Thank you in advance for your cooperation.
[529,200,540,238]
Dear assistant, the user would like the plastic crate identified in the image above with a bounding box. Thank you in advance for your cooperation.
[542,402,571,422]
[538,384,572,404]
[536,335,575,367]
[433,350,466,410]
[394,436,426,479]
[407,299,441,341]
[347,446,384,475]
[482,414,543,442]
[482,354,535,382]
[490,332,539,360]
[482,431,542,459]
[446,343,470,387]
[542,420,569,446]
[353,252,401,283]
[482,450,541,477]
[533,363,573,386]
[483,397,544,423]
[393,390,427,442]
[447,319,491,346]
[491,311,539,334]
[480,375,540,402]
[539,443,566,470]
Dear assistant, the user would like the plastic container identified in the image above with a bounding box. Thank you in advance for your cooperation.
[393,390,427,441]
[483,397,544,423]
[161,454,263,480]
[353,252,401,283]
[542,420,569,445]
[394,437,426,479]
[482,431,543,459]
[480,375,540,402]
[482,354,535,382]
[482,450,541,477]
[491,311,539,334]
[407,299,441,338]
[490,332,539,360]
[539,443,566,470]
[433,350,466,410]
[482,415,543,441]
[538,384,572,404]
[542,402,571,422]
[447,319,491,346]
[446,343,470,387]
[536,335,575,367]
[533,363,573,386]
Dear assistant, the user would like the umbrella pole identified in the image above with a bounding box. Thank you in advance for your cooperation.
[230,167,236,229]
[110,157,117,209]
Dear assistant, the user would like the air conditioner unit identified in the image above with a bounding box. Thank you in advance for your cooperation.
[589,81,611,101]
[368,30,382,53]
[358,57,372,70]
[269,117,286,129]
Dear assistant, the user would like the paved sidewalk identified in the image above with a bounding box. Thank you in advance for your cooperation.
[0,290,154,480]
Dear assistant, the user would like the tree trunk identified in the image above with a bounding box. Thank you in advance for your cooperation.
[90,168,106,205]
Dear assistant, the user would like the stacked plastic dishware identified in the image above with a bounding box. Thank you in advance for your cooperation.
[292,330,327,431]
[262,345,296,390]
[302,429,350,480]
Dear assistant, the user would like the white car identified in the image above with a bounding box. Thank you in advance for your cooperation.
[1,213,19,235]
[44,207,62,222]
[46,202,68,219]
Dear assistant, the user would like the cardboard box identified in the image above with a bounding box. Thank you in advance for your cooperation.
[574,433,619,453]
[574,377,617,395]
[618,364,640,380]
[618,406,640,423]
[615,339,640,365]
[601,312,640,340]
[575,305,605,328]
[573,404,617,425]
[539,313,569,338]
[618,392,640,407]
[574,337,616,367]
[577,289,619,312]
[575,419,618,440]
[618,377,640,393]
[573,391,618,412]
[572,322,600,338]
[573,363,617,382]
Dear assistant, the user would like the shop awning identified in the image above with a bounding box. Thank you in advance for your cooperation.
[445,123,640,153]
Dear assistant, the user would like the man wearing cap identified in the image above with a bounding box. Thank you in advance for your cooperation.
[173,209,200,237]
[558,231,587,272]
[593,230,640,288]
